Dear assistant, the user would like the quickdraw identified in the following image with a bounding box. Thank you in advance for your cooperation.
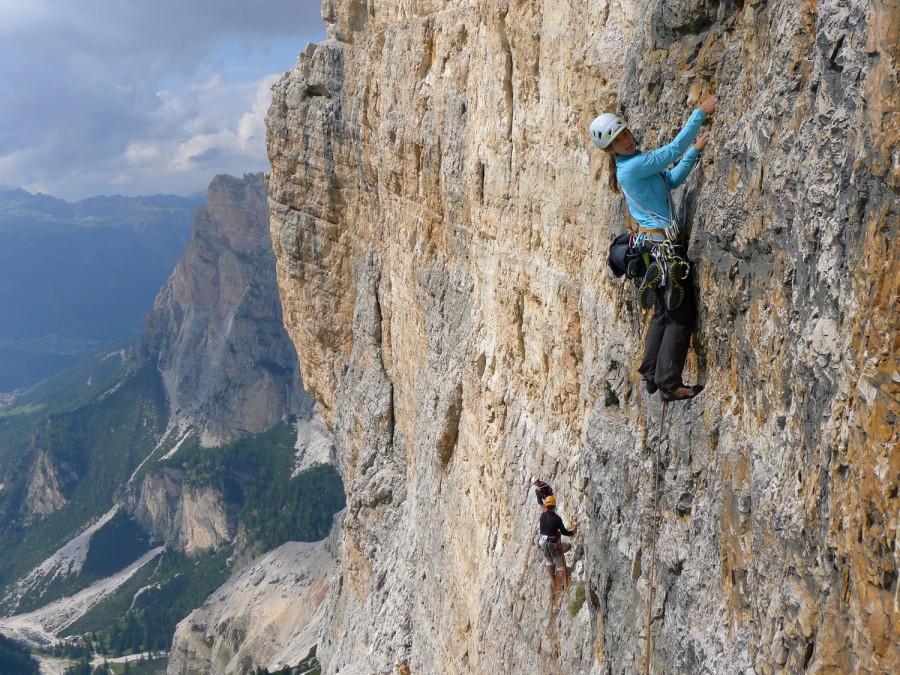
[634,237,690,292]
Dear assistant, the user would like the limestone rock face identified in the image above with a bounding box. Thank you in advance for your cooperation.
[167,539,334,675]
[131,467,236,557]
[19,424,76,525]
[267,1,898,673]
[135,173,302,446]
[22,449,67,524]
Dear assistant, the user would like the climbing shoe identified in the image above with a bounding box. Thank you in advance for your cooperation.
[664,276,684,311]
[661,384,704,402]
[626,256,644,280]
[637,261,663,309]
[642,378,659,395]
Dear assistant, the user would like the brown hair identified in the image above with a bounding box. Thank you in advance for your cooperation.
[605,148,620,194]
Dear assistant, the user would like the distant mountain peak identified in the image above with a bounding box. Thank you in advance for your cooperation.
[134,172,303,446]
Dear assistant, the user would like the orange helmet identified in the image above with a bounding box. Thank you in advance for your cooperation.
[543,495,557,508]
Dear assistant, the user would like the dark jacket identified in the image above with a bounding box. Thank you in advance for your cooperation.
[534,480,554,505]
[539,510,573,540]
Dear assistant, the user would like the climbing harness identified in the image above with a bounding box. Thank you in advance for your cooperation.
[644,401,670,675]
[538,534,560,553]
[623,181,692,311]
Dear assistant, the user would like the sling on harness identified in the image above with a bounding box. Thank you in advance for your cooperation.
[538,534,560,553]
[619,175,691,310]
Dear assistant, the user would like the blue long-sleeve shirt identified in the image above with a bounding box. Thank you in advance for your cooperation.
[615,109,707,232]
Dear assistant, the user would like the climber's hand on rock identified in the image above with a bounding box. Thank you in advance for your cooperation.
[694,131,710,151]
[699,95,718,115]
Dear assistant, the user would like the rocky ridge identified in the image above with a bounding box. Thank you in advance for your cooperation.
[267,0,898,673]
[135,173,302,447]
[0,172,336,665]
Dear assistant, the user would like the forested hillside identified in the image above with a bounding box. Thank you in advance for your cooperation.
[0,188,200,392]
[0,175,344,674]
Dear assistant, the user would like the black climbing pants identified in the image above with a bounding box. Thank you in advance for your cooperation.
[638,275,696,392]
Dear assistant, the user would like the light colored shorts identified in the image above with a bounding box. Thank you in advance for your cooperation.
[539,536,570,571]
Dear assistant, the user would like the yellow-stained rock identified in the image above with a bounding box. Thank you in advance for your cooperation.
[267,0,899,672]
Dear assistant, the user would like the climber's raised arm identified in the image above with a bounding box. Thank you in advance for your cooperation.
[618,95,718,183]
[664,126,713,188]
[589,94,717,403]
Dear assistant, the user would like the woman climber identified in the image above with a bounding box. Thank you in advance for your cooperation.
[590,95,718,401]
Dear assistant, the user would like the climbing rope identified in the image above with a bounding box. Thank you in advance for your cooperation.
[644,401,669,675]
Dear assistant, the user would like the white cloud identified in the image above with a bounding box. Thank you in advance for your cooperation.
[0,1,324,199]
[238,75,283,147]
[125,142,162,163]
[115,73,281,187]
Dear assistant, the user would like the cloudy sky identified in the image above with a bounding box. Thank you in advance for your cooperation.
[0,0,324,201]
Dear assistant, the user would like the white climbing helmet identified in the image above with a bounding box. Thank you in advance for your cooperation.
[589,113,627,149]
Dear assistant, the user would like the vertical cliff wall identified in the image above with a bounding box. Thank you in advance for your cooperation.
[130,467,236,557]
[267,1,898,673]
[136,173,302,446]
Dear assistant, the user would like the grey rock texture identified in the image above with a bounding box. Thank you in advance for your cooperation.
[130,467,236,557]
[22,449,68,524]
[134,173,302,446]
[167,537,335,675]
[267,0,898,673]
